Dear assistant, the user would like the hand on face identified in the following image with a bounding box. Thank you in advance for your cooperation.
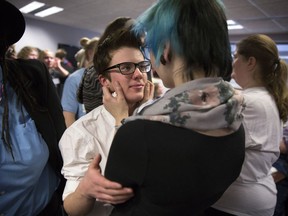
[102,81,129,126]
[54,57,62,69]
[139,80,155,104]
[76,154,134,204]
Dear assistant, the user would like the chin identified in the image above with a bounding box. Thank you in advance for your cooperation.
[128,95,144,104]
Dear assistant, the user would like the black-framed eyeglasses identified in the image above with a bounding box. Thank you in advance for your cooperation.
[103,60,151,75]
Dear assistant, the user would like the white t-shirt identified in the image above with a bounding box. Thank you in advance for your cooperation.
[59,105,115,216]
[212,87,282,216]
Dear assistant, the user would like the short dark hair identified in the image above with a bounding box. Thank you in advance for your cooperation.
[93,17,142,76]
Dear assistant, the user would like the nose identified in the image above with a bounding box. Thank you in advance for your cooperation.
[132,67,145,79]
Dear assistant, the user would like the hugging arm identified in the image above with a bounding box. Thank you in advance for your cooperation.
[63,154,134,216]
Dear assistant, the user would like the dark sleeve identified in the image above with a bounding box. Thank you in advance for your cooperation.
[105,120,148,188]
[20,59,66,143]
[36,60,67,194]
[40,61,66,142]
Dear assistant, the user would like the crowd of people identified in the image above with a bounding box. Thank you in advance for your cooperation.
[1,0,288,216]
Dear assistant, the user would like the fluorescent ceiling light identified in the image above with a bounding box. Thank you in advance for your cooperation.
[228,25,244,30]
[35,6,63,17]
[227,20,243,30]
[227,20,236,25]
[20,1,45,13]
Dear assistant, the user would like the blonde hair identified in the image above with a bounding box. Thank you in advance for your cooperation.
[74,48,86,68]
[17,46,38,59]
[80,37,99,66]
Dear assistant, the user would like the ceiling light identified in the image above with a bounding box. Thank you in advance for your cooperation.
[227,20,236,25]
[227,20,243,30]
[20,1,45,13]
[34,6,63,17]
[228,25,244,30]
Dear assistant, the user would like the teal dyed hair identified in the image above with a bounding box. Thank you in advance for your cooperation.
[133,0,232,80]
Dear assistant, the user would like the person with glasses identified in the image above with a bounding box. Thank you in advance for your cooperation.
[103,0,246,215]
[59,17,154,216]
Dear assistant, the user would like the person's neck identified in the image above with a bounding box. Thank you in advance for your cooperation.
[173,69,206,87]
[170,56,206,87]
[241,80,263,90]
[128,103,139,116]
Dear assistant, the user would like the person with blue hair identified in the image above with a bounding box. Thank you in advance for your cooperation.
[103,0,246,215]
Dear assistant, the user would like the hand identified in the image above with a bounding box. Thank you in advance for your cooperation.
[140,80,154,105]
[272,171,286,183]
[53,57,60,68]
[102,81,129,125]
[279,138,287,154]
[53,57,69,77]
[76,154,134,204]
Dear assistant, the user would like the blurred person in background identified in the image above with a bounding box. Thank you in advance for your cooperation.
[17,46,39,59]
[5,44,16,59]
[61,37,99,127]
[55,48,75,73]
[207,34,288,216]
[39,49,70,99]
[272,122,288,216]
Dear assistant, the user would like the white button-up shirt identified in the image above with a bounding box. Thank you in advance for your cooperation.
[59,105,116,216]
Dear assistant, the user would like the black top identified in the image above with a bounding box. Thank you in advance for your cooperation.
[105,120,245,216]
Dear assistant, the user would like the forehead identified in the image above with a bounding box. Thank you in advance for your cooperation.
[109,47,144,65]
[44,51,54,57]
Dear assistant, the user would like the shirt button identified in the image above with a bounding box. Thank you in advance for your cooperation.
[0,213,4,216]
[0,191,5,195]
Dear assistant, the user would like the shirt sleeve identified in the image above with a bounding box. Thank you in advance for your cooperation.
[59,126,96,200]
[61,75,78,113]
[104,120,148,188]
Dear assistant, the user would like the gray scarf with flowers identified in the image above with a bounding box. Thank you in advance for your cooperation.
[124,77,245,136]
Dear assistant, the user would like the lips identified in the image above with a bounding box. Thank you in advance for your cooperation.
[130,83,144,89]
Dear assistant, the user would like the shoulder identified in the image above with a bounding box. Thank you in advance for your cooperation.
[66,68,85,80]
[69,105,110,128]
[243,88,277,116]
[7,59,46,73]
[7,59,48,81]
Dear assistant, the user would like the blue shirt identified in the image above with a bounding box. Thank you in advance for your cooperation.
[0,66,59,216]
[61,68,86,119]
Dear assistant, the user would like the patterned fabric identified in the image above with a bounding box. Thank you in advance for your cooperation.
[77,66,103,113]
[124,77,245,135]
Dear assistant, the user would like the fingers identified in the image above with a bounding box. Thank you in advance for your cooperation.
[113,81,125,101]
[99,177,122,189]
[102,86,112,102]
[142,80,155,103]
[89,154,102,170]
[146,80,155,100]
[96,188,134,204]
[102,82,124,101]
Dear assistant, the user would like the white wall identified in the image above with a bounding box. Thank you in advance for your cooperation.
[15,17,100,53]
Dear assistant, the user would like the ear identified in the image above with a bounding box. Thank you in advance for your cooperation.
[162,42,172,63]
[99,74,111,87]
[247,56,257,70]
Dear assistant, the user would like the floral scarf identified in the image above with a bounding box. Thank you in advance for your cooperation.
[124,77,245,136]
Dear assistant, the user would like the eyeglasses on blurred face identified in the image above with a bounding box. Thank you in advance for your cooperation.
[103,60,151,75]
